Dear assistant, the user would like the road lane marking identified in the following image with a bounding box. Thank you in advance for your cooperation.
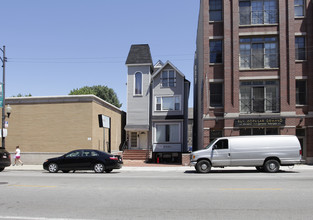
[0,216,90,220]
[220,188,282,191]
[8,184,56,188]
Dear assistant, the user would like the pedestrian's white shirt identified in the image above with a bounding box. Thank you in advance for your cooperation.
[16,148,21,157]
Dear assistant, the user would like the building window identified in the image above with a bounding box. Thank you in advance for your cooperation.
[240,80,279,113]
[210,130,223,142]
[134,72,142,95]
[240,128,279,135]
[295,0,305,17]
[210,83,223,107]
[239,0,278,25]
[296,80,306,105]
[209,0,223,21]
[210,40,223,63]
[155,124,180,143]
[161,70,176,87]
[130,132,137,147]
[156,96,181,111]
[295,36,306,60]
[240,37,278,69]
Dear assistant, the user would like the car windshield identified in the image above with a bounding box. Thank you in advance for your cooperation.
[205,139,217,149]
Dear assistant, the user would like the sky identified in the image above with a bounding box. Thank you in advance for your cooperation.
[1,0,199,111]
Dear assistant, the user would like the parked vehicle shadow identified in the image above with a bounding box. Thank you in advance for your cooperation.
[42,171,122,174]
[184,169,299,174]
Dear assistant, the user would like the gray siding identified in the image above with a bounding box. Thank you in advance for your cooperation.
[126,65,151,126]
[152,65,185,117]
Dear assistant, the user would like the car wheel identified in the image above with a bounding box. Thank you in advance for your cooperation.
[94,163,104,173]
[195,160,211,173]
[48,163,59,173]
[264,159,280,173]
[0,167,4,172]
[255,166,264,172]
[105,169,113,173]
[62,170,70,173]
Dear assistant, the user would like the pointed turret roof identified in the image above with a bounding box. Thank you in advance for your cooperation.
[125,44,153,65]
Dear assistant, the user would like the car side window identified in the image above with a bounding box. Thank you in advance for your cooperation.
[214,140,228,150]
[65,151,81,158]
[82,151,91,157]
[91,151,99,157]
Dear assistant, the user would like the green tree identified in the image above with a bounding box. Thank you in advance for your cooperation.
[69,85,122,108]
[12,93,32,97]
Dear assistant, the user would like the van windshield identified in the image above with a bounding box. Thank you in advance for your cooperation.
[205,139,217,149]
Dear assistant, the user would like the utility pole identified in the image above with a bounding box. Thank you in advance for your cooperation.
[0,46,7,149]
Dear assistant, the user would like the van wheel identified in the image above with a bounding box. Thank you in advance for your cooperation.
[196,160,211,173]
[264,159,280,173]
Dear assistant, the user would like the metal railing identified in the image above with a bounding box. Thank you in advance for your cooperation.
[240,98,280,113]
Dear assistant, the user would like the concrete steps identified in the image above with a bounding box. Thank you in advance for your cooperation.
[123,149,148,160]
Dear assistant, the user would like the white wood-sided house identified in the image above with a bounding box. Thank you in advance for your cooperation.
[125,44,190,163]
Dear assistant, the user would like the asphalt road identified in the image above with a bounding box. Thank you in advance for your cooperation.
[1,167,313,220]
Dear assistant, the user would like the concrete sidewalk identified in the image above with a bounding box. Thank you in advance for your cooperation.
[4,162,313,172]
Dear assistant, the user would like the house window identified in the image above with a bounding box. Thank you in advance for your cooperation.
[209,0,223,21]
[210,83,223,107]
[210,40,223,63]
[156,96,181,111]
[161,70,176,87]
[240,80,279,113]
[295,36,306,60]
[155,124,180,143]
[239,0,278,25]
[295,0,305,17]
[240,37,278,69]
[296,80,306,105]
[130,132,137,147]
[134,72,142,95]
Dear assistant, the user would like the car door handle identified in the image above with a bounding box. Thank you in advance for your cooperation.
[228,153,231,157]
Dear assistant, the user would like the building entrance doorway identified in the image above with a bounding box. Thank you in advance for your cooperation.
[129,131,148,150]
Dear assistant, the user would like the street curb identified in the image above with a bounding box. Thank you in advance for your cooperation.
[4,164,313,172]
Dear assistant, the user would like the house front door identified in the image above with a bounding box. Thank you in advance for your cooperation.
[138,132,148,150]
[130,132,148,150]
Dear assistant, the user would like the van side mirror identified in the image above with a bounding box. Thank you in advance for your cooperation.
[212,145,217,150]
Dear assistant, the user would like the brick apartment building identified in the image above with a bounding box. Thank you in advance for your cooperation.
[194,0,313,164]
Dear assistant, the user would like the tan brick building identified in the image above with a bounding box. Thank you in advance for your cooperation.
[194,0,313,164]
[4,95,126,164]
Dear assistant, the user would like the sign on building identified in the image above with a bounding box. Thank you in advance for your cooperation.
[98,115,111,128]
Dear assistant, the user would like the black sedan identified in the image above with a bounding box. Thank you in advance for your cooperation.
[0,148,11,172]
[43,149,123,173]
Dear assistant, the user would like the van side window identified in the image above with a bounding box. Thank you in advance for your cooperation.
[214,140,228,150]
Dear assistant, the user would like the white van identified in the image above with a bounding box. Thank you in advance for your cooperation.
[190,135,302,173]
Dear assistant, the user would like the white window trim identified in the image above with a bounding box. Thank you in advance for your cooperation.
[133,71,143,96]
[154,122,181,144]
[155,95,182,112]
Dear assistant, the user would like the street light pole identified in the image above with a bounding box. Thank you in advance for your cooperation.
[0,46,7,149]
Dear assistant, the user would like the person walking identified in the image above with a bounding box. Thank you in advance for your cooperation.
[14,146,23,166]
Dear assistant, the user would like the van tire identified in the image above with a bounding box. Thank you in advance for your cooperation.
[196,160,211,173]
[264,159,280,173]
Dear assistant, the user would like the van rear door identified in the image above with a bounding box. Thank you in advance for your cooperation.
[211,139,231,166]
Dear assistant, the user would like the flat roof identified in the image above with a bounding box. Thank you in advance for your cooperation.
[6,95,124,113]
